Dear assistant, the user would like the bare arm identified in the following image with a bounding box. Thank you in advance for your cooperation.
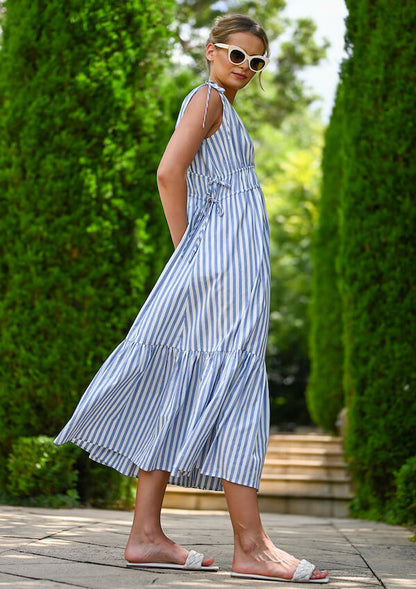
[157,86,223,249]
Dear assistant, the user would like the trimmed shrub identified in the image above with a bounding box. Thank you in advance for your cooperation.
[340,0,416,512]
[6,436,79,506]
[0,0,174,493]
[388,456,416,526]
[75,453,135,509]
[306,85,345,433]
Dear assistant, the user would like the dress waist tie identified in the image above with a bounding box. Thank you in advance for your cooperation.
[181,177,230,263]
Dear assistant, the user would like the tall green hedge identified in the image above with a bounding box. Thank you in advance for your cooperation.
[0,0,174,490]
[306,85,345,434]
[339,0,416,513]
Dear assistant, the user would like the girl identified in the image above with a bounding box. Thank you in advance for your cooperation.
[55,14,329,584]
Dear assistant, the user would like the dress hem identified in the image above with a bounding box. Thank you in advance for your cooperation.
[54,437,262,492]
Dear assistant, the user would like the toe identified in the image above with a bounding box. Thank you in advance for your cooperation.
[202,556,215,566]
[312,568,328,579]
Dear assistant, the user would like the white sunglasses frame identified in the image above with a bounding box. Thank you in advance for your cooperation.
[213,43,270,72]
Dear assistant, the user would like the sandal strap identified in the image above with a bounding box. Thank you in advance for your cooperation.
[292,559,316,581]
[185,550,204,569]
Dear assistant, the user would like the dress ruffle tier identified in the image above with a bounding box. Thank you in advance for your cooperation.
[56,339,269,491]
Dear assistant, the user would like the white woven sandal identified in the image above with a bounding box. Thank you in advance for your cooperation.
[126,549,219,571]
[231,559,329,583]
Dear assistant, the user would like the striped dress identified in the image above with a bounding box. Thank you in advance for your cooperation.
[55,80,271,492]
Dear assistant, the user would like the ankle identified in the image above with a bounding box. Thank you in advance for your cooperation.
[234,529,268,555]
[128,520,164,545]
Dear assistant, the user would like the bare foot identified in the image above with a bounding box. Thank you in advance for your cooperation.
[125,529,214,567]
[233,533,328,581]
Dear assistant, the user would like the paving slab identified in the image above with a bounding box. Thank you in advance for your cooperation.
[0,505,415,588]
[331,519,416,589]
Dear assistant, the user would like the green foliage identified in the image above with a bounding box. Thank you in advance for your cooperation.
[3,435,136,509]
[388,457,416,526]
[75,452,135,509]
[306,85,345,433]
[0,0,175,497]
[254,106,324,425]
[339,0,416,513]
[6,436,79,506]
[349,456,416,528]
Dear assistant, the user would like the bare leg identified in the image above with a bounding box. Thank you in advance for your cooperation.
[222,479,328,580]
[124,469,214,566]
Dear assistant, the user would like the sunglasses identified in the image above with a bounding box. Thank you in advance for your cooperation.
[214,43,270,72]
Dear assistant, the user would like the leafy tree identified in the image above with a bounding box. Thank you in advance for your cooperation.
[306,85,345,434]
[254,102,324,425]
[0,0,175,493]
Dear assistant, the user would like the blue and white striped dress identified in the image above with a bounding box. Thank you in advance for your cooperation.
[55,80,271,492]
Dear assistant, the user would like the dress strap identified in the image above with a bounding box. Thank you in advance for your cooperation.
[202,80,226,128]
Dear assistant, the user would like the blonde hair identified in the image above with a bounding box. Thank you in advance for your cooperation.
[206,14,270,88]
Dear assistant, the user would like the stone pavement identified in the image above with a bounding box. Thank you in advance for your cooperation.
[0,505,415,588]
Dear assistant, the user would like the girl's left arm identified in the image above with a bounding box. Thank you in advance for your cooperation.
[157,87,222,249]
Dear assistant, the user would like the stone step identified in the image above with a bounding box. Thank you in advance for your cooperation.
[266,448,345,460]
[163,487,226,511]
[267,434,344,452]
[262,459,348,476]
[257,494,351,518]
[259,474,351,498]
[162,486,352,518]
[269,433,343,442]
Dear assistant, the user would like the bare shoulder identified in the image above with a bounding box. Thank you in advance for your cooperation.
[159,84,224,174]
[181,84,223,134]
[192,84,223,110]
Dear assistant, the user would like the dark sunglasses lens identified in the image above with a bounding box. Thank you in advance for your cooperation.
[229,49,245,64]
[250,57,265,71]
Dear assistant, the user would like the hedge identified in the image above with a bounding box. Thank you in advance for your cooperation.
[306,85,345,433]
[6,436,79,507]
[0,0,175,494]
[387,456,416,526]
[339,0,416,513]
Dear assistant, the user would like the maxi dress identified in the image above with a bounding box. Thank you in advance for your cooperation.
[55,81,271,492]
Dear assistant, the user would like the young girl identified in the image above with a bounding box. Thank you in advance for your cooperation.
[55,14,329,584]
